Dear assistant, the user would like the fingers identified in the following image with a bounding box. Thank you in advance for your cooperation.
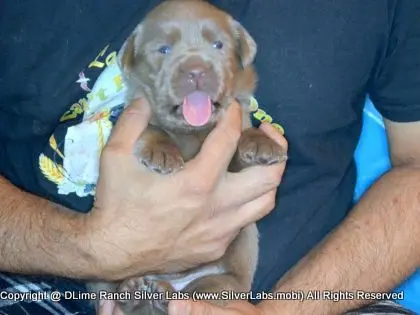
[211,122,288,210]
[215,189,277,232]
[169,299,233,315]
[235,189,277,225]
[169,300,261,315]
[106,98,151,154]
[184,101,242,185]
[215,163,284,210]
[259,122,288,151]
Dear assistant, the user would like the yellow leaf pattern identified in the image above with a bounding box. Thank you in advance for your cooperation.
[39,154,65,185]
[49,135,65,160]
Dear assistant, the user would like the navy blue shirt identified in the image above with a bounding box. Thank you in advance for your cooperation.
[1,0,420,294]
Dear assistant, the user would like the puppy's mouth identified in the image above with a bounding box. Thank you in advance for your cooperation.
[172,91,221,127]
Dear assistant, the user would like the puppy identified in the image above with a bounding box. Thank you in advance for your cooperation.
[89,1,286,314]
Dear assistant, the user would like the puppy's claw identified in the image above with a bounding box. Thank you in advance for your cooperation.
[139,143,184,174]
[117,276,148,310]
[237,129,287,168]
[147,278,174,313]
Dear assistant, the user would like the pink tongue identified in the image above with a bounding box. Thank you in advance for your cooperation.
[182,91,212,126]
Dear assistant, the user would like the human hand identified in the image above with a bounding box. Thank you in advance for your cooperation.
[85,98,288,282]
[168,300,264,315]
[96,297,265,315]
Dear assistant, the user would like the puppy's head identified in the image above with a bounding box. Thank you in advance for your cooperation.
[119,0,257,133]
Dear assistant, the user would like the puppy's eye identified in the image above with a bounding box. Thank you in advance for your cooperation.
[212,40,223,49]
[158,45,171,54]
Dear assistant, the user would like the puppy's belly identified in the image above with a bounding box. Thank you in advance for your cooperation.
[145,263,226,291]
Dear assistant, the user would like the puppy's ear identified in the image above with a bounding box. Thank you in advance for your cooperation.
[118,25,143,72]
[230,19,257,69]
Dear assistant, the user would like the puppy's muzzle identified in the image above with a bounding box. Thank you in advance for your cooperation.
[175,57,219,98]
[171,56,222,127]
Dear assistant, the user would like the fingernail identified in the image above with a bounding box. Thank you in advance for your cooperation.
[273,123,285,135]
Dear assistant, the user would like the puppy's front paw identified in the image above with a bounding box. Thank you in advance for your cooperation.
[117,277,148,311]
[117,276,174,314]
[235,128,287,169]
[137,142,184,174]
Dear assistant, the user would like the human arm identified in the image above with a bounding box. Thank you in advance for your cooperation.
[0,114,96,277]
[255,121,420,315]
[0,175,95,278]
[170,126,420,315]
[256,1,420,312]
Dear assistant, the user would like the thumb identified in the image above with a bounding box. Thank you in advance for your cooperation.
[106,98,151,154]
[169,299,230,315]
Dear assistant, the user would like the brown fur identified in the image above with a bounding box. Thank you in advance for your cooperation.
[88,1,286,314]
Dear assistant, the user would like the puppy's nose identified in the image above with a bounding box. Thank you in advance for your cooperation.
[188,66,207,80]
[177,58,215,91]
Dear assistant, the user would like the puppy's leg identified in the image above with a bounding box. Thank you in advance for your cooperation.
[183,224,259,306]
[135,125,184,174]
[229,127,287,172]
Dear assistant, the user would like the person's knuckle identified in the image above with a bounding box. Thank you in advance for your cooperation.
[250,193,276,219]
[179,187,208,212]
[263,197,276,215]
[100,147,118,163]
[282,136,289,150]
[211,243,228,261]
[183,197,206,216]
[213,248,227,261]
[122,107,138,115]
[103,141,123,155]
[219,125,241,147]
[264,166,283,186]
[187,179,213,196]
[228,126,241,144]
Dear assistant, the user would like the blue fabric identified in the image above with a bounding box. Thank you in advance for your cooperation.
[354,98,420,313]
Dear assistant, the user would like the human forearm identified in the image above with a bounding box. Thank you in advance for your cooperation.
[260,166,420,315]
[0,175,96,279]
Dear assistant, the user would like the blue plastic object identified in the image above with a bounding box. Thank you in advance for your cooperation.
[354,98,420,312]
